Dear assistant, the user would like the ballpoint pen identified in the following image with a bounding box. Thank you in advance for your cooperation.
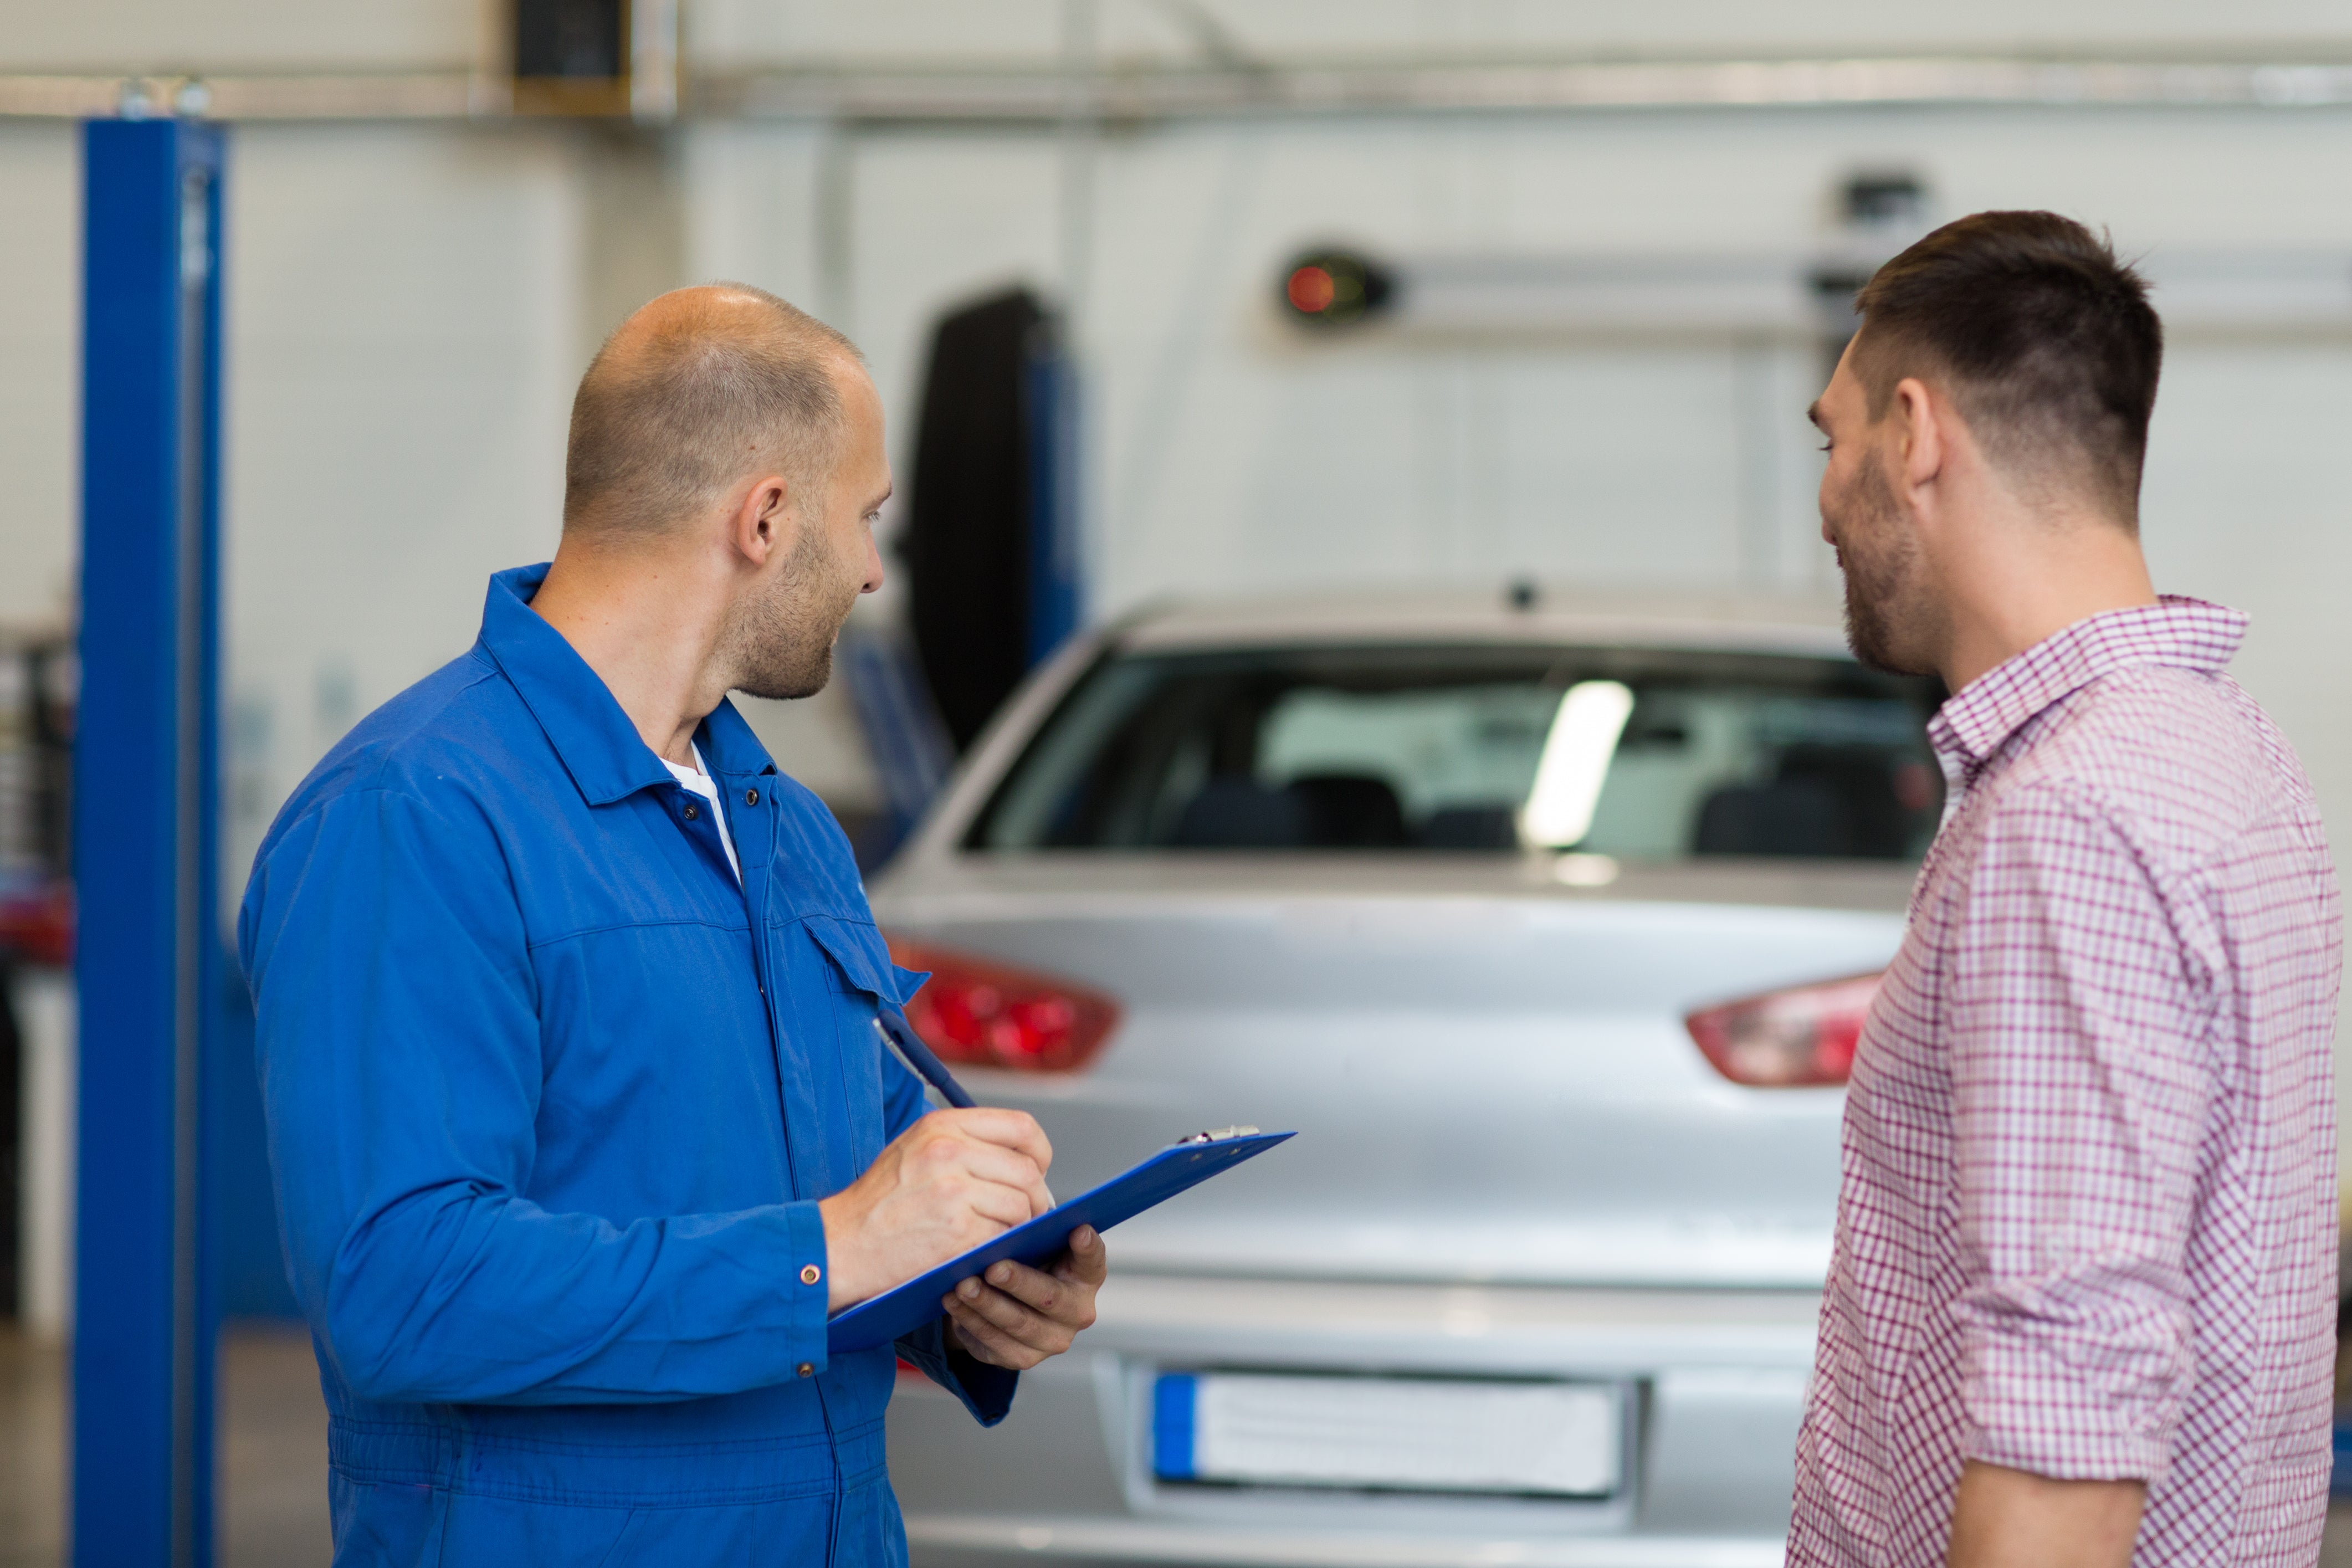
[877,1008,1061,1208]
[875,1005,978,1110]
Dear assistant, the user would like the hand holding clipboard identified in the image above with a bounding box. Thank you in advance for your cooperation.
[838,1009,1294,1355]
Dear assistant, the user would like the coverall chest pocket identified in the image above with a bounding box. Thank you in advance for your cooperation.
[803,918,925,1174]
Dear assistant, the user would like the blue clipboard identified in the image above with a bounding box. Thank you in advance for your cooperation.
[826,1130,1295,1354]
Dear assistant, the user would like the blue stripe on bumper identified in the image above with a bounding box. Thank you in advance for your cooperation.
[1152,1375,1198,1481]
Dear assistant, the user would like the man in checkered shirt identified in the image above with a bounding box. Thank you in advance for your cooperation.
[1792,211,2341,1566]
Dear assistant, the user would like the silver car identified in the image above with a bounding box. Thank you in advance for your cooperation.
[870,587,1942,1567]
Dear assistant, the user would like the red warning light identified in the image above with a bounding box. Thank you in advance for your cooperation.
[1287,265,1337,314]
[1277,249,1392,329]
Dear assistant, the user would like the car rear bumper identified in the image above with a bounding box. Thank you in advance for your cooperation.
[890,1273,1816,1568]
[905,1513,1784,1567]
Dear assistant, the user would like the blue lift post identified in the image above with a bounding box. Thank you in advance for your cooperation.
[75,115,227,1568]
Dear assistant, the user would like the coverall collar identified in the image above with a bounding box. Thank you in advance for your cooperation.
[477,563,777,808]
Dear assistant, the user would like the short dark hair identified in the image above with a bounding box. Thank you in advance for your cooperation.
[1852,211,2162,524]
[563,284,862,537]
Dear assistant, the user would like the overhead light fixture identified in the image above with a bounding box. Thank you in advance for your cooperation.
[1519,680,1634,850]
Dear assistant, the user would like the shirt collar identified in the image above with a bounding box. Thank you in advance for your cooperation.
[475,563,777,807]
[696,694,777,782]
[1926,595,2247,773]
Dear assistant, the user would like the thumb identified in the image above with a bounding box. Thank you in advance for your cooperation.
[1062,1226,1108,1282]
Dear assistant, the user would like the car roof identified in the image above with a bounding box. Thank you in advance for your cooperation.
[1115,583,1854,659]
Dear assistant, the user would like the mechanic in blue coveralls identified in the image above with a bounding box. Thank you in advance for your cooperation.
[239,284,1107,1565]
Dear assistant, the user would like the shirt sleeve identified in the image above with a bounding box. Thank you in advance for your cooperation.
[875,1029,1019,1426]
[1946,782,2214,1480]
[240,782,834,1407]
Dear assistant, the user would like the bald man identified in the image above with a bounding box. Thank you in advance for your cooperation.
[239,286,1106,1566]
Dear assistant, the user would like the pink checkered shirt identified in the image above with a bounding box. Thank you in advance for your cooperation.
[1789,598,2342,1567]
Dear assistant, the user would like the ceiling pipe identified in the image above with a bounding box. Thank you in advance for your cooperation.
[8,56,2352,124]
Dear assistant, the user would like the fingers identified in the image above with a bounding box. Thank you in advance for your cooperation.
[943,1280,1068,1368]
[939,1248,1100,1365]
[935,1227,1106,1372]
[972,1259,1064,1320]
[954,1159,1049,1224]
[984,1250,1103,1321]
[1057,1226,1108,1286]
[944,1301,1035,1370]
[926,1108,1054,1178]
[910,1122,1052,1224]
[955,1178,1037,1234]
[923,1134,1048,1202]
[954,1273,1057,1337]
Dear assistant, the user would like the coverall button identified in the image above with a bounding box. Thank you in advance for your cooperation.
[800,1264,821,1285]
[745,788,760,806]
[797,1362,815,1378]
[682,802,700,821]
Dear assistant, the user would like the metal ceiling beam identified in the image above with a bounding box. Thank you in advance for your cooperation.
[1337,250,2352,340]
[704,58,2352,122]
[0,73,489,123]
[7,56,2352,125]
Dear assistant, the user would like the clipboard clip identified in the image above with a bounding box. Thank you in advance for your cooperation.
[1176,1125,1262,1145]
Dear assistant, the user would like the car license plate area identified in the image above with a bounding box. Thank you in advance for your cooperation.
[1151,1372,1623,1499]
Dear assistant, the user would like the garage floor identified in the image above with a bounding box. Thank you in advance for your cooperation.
[2,1323,331,1568]
[4,1321,2352,1566]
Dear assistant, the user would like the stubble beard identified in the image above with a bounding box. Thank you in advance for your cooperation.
[727,522,860,702]
[1830,450,1940,679]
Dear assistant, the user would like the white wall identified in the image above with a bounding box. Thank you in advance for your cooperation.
[0,110,2345,782]
[12,970,74,1339]
[4,5,2352,1150]
[688,1,2352,69]
[750,106,2352,664]
[219,124,584,879]
[0,0,479,73]
[3,3,2348,841]
[0,122,77,632]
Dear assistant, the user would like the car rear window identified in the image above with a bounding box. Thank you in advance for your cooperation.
[965,644,1944,860]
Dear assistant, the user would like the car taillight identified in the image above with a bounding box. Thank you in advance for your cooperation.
[0,879,73,967]
[884,935,1121,1073]
[1684,972,1882,1087]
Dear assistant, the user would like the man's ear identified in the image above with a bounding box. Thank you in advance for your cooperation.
[731,475,792,565]
[1892,377,1944,496]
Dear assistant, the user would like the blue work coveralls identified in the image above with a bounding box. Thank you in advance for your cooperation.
[238,564,1014,1566]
